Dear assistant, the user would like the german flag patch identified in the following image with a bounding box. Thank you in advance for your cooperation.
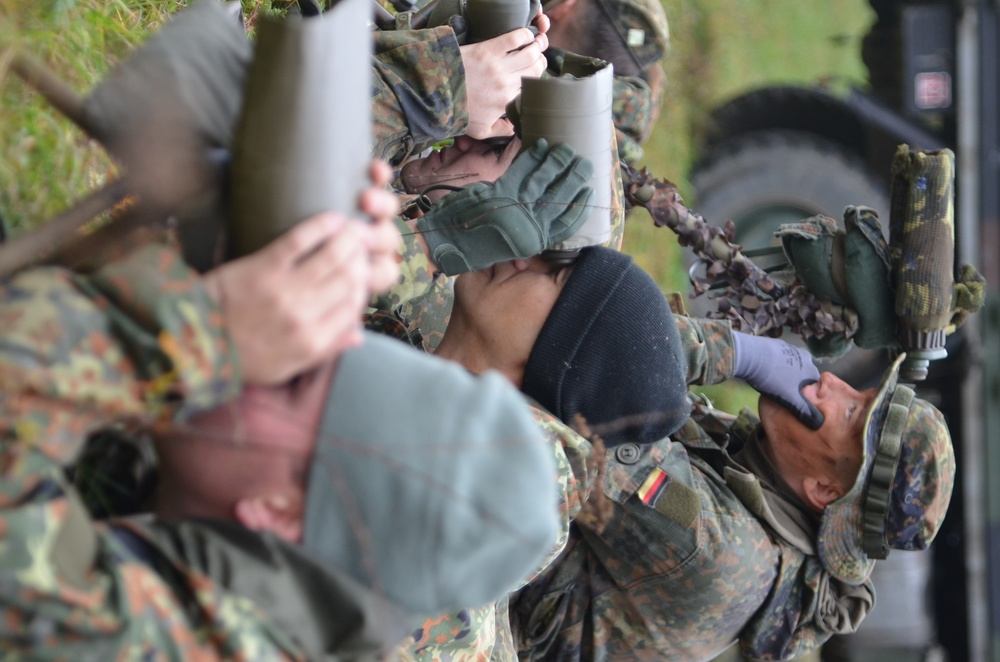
[638,467,670,506]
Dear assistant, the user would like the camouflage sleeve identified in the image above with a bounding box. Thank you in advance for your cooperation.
[673,313,737,386]
[371,215,446,311]
[401,604,500,661]
[526,406,597,580]
[612,75,653,165]
[372,27,469,167]
[0,243,240,458]
[0,244,250,660]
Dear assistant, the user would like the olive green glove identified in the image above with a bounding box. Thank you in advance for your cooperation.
[417,139,595,276]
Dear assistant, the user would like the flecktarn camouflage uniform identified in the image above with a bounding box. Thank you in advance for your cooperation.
[509,314,876,661]
[374,209,874,659]
[373,27,470,167]
[0,244,319,660]
[366,258,600,661]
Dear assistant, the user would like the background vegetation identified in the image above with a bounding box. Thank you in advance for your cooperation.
[0,0,873,411]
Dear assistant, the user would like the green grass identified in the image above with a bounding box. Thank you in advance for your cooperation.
[0,0,287,235]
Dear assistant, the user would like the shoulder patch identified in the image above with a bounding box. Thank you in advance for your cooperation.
[640,468,700,529]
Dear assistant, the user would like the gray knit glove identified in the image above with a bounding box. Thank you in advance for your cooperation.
[733,332,825,430]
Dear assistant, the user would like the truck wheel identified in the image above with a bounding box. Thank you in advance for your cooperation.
[689,130,892,387]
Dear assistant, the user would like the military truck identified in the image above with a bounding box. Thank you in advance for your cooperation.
[688,1,998,659]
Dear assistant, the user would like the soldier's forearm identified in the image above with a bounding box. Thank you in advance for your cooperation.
[0,243,240,466]
[371,27,469,166]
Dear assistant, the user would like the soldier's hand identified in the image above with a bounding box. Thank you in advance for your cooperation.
[203,212,371,385]
[361,160,402,293]
[416,139,594,275]
[461,28,548,139]
[732,332,825,430]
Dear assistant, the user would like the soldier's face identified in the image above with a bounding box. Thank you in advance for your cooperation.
[186,362,334,452]
[399,135,521,201]
[445,257,571,386]
[759,372,874,500]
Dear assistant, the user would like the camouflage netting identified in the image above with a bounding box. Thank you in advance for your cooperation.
[621,156,986,361]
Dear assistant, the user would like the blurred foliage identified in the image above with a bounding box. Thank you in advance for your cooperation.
[0,0,287,234]
[0,0,169,234]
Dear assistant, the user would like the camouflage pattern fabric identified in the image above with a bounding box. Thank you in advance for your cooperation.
[0,245,313,660]
[607,129,626,250]
[372,27,469,167]
[509,314,874,660]
[374,207,874,661]
[592,0,670,70]
[611,67,665,164]
[373,215,445,312]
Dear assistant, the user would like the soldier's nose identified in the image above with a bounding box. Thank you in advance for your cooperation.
[453,135,476,152]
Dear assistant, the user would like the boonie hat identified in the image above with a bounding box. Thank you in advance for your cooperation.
[817,353,956,585]
[596,0,669,70]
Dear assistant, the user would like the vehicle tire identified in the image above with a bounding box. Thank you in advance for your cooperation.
[689,130,892,387]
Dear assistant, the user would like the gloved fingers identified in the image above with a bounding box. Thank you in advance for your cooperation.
[518,142,583,203]
[501,137,550,183]
[539,152,594,203]
[419,182,495,230]
[765,383,825,431]
[430,200,539,275]
[795,380,825,430]
[547,185,595,246]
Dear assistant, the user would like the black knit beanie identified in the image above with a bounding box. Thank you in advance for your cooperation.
[522,246,689,447]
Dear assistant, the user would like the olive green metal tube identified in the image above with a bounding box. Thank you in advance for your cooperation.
[228,0,371,258]
[519,57,614,250]
[465,0,536,42]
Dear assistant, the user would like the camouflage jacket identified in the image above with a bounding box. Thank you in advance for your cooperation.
[0,245,394,661]
[373,27,469,167]
[508,315,875,661]
[367,287,745,661]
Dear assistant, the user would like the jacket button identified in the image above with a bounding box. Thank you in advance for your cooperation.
[616,443,641,464]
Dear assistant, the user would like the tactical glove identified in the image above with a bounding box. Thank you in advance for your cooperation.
[416,139,595,275]
[732,331,825,430]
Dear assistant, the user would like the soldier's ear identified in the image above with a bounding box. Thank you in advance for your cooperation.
[234,494,304,543]
[802,477,845,512]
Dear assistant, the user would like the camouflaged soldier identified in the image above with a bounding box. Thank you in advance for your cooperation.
[364,139,688,661]
[542,0,669,162]
[0,178,570,661]
[510,316,956,661]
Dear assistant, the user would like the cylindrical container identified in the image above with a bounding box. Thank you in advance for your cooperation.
[519,58,614,250]
[888,145,955,379]
[465,0,533,42]
[228,0,371,258]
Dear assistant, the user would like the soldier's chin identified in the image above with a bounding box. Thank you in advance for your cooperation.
[757,395,791,435]
[398,162,420,194]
